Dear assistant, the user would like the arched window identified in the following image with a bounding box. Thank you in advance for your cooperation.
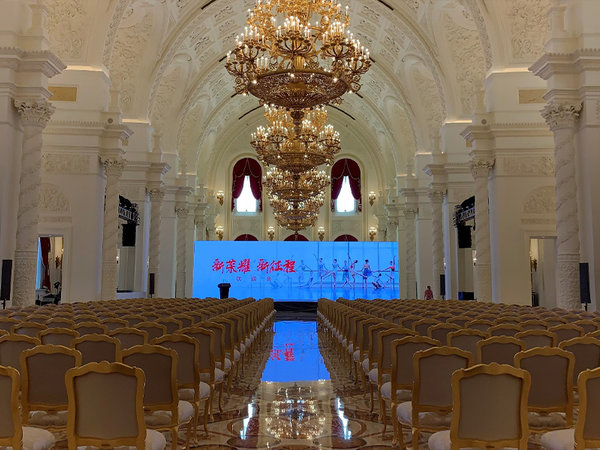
[284,233,309,241]
[235,234,258,241]
[231,158,262,213]
[331,158,361,213]
[334,234,358,242]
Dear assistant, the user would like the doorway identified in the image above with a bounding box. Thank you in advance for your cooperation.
[36,235,64,304]
[529,237,557,308]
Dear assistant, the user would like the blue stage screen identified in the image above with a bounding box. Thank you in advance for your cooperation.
[193,240,399,301]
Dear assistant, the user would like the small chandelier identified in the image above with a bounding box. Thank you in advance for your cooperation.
[251,105,340,173]
[226,0,371,130]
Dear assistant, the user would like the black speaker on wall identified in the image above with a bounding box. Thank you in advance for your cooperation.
[1,260,13,303]
[457,225,472,248]
[149,273,155,298]
[122,223,137,247]
[439,274,446,297]
[580,262,591,306]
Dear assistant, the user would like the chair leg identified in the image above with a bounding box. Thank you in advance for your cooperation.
[192,402,199,444]
[412,428,419,450]
[227,368,233,394]
[203,396,210,436]
[171,428,178,450]
[208,386,215,422]
[218,382,224,413]
[185,419,192,449]
[369,382,374,413]
[379,392,387,434]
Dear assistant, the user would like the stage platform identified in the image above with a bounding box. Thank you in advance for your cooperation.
[274,301,318,321]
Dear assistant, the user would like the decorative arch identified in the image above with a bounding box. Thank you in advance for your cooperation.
[334,234,358,242]
[285,233,309,242]
[231,157,262,212]
[331,158,362,212]
[234,234,258,241]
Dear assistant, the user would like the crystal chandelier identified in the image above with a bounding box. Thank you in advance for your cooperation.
[263,167,329,203]
[251,105,340,173]
[226,0,371,130]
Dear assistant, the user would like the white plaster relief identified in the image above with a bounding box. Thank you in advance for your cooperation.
[508,0,550,61]
[502,156,554,177]
[40,183,70,212]
[41,153,91,174]
[522,186,556,214]
[46,0,88,62]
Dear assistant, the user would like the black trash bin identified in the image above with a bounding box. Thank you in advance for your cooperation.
[218,283,231,299]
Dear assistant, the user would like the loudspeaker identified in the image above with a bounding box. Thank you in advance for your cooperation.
[149,273,155,297]
[1,260,12,301]
[457,225,472,248]
[439,274,446,297]
[122,223,136,247]
[580,262,591,305]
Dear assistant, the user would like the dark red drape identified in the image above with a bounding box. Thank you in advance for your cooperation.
[334,234,358,242]
[284,233,309,241]
[39,237,51,290]
[235,234,258,241]
[231,158,262,211]
[331,158,361,211]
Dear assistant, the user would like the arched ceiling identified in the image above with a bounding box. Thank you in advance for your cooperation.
[46,0,552,185]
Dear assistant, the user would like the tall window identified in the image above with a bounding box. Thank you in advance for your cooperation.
[231,158,262,213]
[331,158,362,213]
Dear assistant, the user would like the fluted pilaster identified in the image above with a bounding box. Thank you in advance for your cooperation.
[147,187,165,290]
[100,157,125,300]
[430,189,445,299]
[12,99,55,306]
[404,207,417,299]
[175,205,189,298]
[470,159,494,302]
[542,102,583,310]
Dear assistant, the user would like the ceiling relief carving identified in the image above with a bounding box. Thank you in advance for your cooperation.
[151,64,184,130]
[103,0,133,68]
[46,0,89,62]
[508,0,550,62]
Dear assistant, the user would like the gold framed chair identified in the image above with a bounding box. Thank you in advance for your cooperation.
[72,334,122,364]
[0,334,40,370]
[477,336,525,365]
[100,317,129,331]
[428,363,531,450]
[73,321,107,336]
[122,344,194,449]
[412,318,440,336]
[0,318,19,333]
[65,361,166,450]
[136,322,167,343]
[0,365,56,450]
[157,318,183,335]
[574,319,598,335]
[549,324,584,345]
[45,317,75,329]
[11,322,47,339]
[108,327,148,350]
[515,329,557,350]
[122,314,146,327]
[446,329,488,356]
[39,327,79,347]
[489,323,523,337]
[428,323,462,345]
[559,336,600,395]
[465,319,493,333]
[20,344,82,430]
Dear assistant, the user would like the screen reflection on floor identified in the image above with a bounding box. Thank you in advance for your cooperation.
[261,321,330,382]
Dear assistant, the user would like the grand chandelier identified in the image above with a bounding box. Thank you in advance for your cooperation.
[272,196,322,231]
[226,0,371,130]
[263,167,329,203]
[251,105,340,173]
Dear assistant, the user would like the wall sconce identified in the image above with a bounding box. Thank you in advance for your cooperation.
[216,190,224,206]
[369,227,377,241]
[318,227,325,242]
[267,226,275,241]
[369,191,376,206]
[215,226,224,241]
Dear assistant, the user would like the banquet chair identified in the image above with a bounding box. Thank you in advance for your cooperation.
[446,329,488,357]
[559,336,600,396]
[0,335,40,371]
[428,363,531,450]
[520,319,548,331]
[108,327,148,350]
[39,327,79,347]
[74,321,107,336]
[157,318,183,335]
[65,361,166,450]
[412,318,440,336]
[11,322,46,339]
[477,336,525,365]
[0,318,19,333]
[428,323,461,346]
[515,329,557,350]
[489,323,523,337]
[136,322,167,343]
[465,319,493,333]
[574,319,598,335]
[100,317,128,331]
[549,324,584,345]
[45,317,75,329]
[72,334,122,364]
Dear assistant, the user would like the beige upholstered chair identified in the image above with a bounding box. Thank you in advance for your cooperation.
[122,314,146,327]
[465,319,493,333]
[100,317,129,331]
[549,324,584,345]
[122,344,194,449]
[74,321,107,336]
[515,347,575,433]
[0,365,56,450]
[0,318,19,333]
[446,329,488,357]
[0,335,40,370]
[559,336,600,393]
[72,334,122,364]
[489,323,523,337]
[154,334,211,439]
[541,367,600,450]
[108,327,148,350]
[39,327,79,347]
[428,323,461,345]
[157,318,183,335]
[412,318,440,336]
[20,344,82,430]
[515,329,557,350]
[428,363,531,450]
[136,322,167,343]
[396,346,472,449]
[11,322,46,339]
[65,361,166,450]
[45,317,75,329]
[477,336,525,364]
[574,319,598,335]
[520,319,548,331]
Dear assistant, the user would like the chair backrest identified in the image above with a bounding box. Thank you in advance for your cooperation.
[515,329,557,350]
[179,327,216,383]
[576,367,600,447]
[11,322,47,338]
[74,322,107,336]
[122,315,146,327]
[122,345,178,419]
[450,363,530,449]
[108,328,148,350]
[173,314,194,329]
[559,336,600,386]
[377,328,417,372]
[0,318,19,333]
[514,347,574,423]
[575,320,598,335]
[156,318,182,335]
[447,329,488,357]
[412,319,440,336]
[412,346,472,412]
[66,362,147,449]
[21,345,82,415]
[477,336,524,365]
[390,336,440,396]
[0,335,40,370]
[39,327,79,347]
[549,324,584,344]
[0,365,22,448]
[465,319,493,333]
[136,322,166,343]
[153,334,200,395]
[45,318,75,329]
[446,316,471,328]
[428,323,461,344]
[197,322,225,363]
[73,334,122,364]
[100,318,128,331]
[489,324,523,337]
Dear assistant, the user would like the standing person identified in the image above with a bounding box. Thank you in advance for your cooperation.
[424,285,434,300]
[362,259,372,287]
[298,259,312,286]
[341,260,350,287]
[331,258,341,287]
[349,259,358,286]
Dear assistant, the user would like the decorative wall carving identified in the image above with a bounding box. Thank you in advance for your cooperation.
[412,67,444,131]
[40,183,70,212]
[508,0,550,62]
[502,156,554,176]
[46,0,88,61]
[522,186,555,214]
[103,0,132,68]
[42,153,91,174]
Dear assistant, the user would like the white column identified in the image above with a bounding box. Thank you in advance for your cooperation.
[470,159,494,302]
[542,102,583,310]
[100,158,125,300]
[12,99,55,306]
[147,187,165,292]
[404,207,418,299]
[175,205,189,298]
[430,189,445,299]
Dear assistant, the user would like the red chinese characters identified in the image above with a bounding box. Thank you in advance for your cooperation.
[257,259,270,272]
[283,259,296,273]
[211,259,224,271]
[225,259,237,273]
[237,258,251,273]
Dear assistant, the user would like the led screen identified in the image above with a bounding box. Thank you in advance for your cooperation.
[193,240,399,301]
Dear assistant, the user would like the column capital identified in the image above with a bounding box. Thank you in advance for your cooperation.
[146,187,165,202]
[404,206,418,217]
[14,98,55,127]
[428,188,445,203]
[101,157,125,178]
[470,159,495,179]
[541,102,582,131]
[175,206,190,218]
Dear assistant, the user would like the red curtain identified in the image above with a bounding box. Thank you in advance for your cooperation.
[284,233,309,241]
[39,237,51,290]
[334,234,358,242]
[231,158,263,211]
[331,158,361,211]
[234,234,258,241]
